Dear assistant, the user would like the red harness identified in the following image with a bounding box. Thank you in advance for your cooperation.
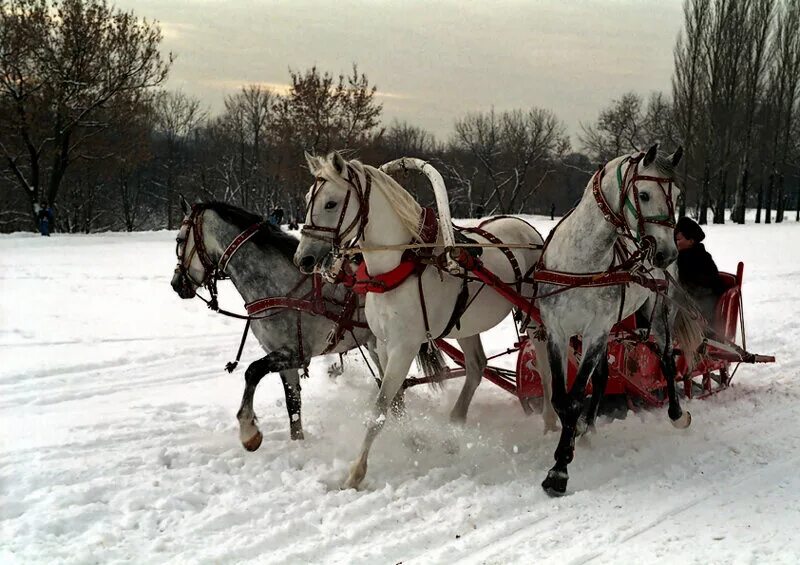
[175,205,368,368]
[345,207,439,295]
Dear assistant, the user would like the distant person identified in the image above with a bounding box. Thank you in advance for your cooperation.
[268,207,285,226]
[550,203,555,220]
[674,217,725,322]
[288,217,300,230]
[37,202,53,236]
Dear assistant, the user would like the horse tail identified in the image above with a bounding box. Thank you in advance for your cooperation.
[673,306,705,372]
[416,342,447,390]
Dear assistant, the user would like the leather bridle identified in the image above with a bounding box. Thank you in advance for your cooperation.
[301,164,372,250]
[174,204,263,297]
[593,151,677,245]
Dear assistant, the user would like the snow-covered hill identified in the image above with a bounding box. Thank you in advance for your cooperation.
[2,218,799,564]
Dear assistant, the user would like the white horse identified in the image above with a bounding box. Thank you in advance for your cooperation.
[536,143,700,496]
[294,152,548,489]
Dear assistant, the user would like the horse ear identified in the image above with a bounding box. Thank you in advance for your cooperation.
[330,150,347,176]
[643,143,659,167]
[670,145,683,168]
[304,151,320,173]
[179,194,190,215]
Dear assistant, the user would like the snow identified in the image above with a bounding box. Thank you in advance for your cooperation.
[2,216,800,564]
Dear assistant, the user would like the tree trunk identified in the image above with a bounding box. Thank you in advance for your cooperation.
[731,157,749,224]
[765,170,774,224]
[776,173,785,222]
[699,161,711,224]
[713,170,726,224]
[756,182,763,223]
[796,181,799,222]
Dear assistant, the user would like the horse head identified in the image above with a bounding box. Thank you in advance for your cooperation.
[294,151,370,274]
[171,196,212,299]
[601,143,683,269]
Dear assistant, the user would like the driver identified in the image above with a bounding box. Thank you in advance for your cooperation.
[674,217,724,322]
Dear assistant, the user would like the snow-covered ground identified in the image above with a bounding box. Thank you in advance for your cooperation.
[2,216,799,564]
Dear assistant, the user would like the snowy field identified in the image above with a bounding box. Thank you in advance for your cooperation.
[2,215,800,564]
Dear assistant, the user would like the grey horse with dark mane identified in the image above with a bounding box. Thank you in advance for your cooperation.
[171,199,377,450]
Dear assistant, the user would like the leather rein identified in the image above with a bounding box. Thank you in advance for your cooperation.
[531,151,677,297]
[175,204,368,370]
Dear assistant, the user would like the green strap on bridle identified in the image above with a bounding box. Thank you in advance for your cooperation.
[616,157,671,241]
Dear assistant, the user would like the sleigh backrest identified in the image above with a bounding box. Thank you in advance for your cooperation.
[714,262,743,342]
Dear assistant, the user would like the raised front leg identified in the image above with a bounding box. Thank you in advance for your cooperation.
[236,348,299,450]
[450,335,487,422]
[542,336,607,497]
[344,341,418,490]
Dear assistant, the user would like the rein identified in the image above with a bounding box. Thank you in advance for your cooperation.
[175,204,368,371]
[534,152,677,293]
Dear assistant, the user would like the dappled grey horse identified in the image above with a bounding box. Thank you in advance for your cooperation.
[536,144,703,496]
[171,199,377,450]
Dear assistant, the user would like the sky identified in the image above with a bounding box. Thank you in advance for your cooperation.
[115,0,685,144]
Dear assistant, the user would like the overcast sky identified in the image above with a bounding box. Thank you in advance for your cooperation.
[116,0,684,144]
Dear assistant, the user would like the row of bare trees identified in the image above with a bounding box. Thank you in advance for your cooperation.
[575,0,800,225]
[674,0,800,224]
[3,0,799,233]
[0,1,579,233]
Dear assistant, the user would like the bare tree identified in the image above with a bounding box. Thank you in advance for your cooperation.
[579,92,645,163]
[220,84,274,209]
[454,107,567,214]
[731,0,775,223]
[272,64,383,155]
[152,90,207,228]
[673,0,712,217]
[0,0,170,229]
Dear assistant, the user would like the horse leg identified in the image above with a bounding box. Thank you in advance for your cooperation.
[578,348,610,435]
[529,326,558,432]
[236,348,296,450]
[654,301,691,428]
[542,336,607,496]
[450,335,486,422]
[370,337,406,417]
[344,341,418,490]
[280,369,304,440]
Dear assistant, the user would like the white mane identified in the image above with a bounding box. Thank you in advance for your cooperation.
[315,156,426,241]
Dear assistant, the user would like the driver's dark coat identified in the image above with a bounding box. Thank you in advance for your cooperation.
[677,242,724,321]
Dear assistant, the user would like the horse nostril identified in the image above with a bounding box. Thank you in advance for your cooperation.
[300,255,315,271]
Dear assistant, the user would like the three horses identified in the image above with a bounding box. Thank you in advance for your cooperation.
[173,145,694,496]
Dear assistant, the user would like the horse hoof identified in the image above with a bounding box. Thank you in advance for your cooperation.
[290,428,305,441]
[449,412,467,425]
[541,470,568,497]
[342,475,363,490]
[670,410,692,429]
[242,431,263,452]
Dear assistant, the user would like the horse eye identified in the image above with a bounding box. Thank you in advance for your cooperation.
[325,201,337,210]
[639,192,650,202]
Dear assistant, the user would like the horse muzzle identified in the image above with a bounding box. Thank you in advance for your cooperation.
[294,240,333,274]
[653,249,677,269]
[171,268,197,299]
